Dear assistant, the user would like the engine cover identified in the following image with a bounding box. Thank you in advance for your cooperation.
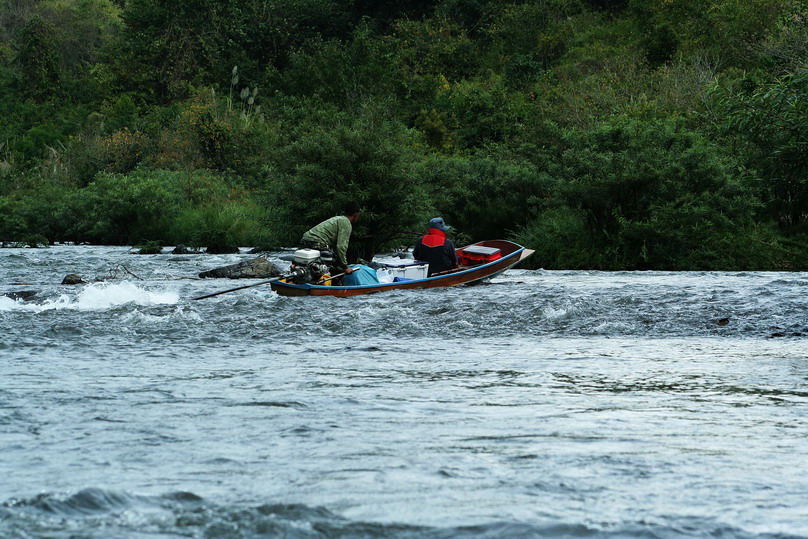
[293,248,320,264]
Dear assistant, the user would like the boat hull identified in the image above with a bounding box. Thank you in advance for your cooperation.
[270,240,534,297]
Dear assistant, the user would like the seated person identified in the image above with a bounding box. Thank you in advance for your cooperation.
[413,217,459,276]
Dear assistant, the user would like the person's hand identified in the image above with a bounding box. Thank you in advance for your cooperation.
[344,267,355,274]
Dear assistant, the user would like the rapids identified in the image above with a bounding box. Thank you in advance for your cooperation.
[1,245,807,538]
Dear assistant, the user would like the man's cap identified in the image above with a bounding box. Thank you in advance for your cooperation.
[429,217,451,232]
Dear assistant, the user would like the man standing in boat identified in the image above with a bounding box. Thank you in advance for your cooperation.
[413,217,459,276]
[300,201,361,275]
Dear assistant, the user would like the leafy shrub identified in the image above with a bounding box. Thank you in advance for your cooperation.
[272,26,396,107]
[169,202,268,249]
[434,75,531,148]
[21,233,49,247]
[0,197,29,239]
[419,153,552,242]
[134,240,163,254]
[261,106,431,260]
[547,116,769,269]
[149,88,276,180]
[71,168,185,243]
[414,108,457,152]
[482,0,582,63]
[99,128,149,174]
[628,0,796,69]
[15,16,61,103]
[709,69,808,230]
[513,207,595,269]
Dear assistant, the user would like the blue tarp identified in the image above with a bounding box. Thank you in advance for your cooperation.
[342,265,380,286]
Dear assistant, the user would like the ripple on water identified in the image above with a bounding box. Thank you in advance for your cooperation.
[5,488,782,539]
[3,247,808,538]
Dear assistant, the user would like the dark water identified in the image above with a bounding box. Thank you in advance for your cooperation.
[2,245,807,538]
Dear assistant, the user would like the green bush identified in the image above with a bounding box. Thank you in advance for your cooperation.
[628,0,796,69]
[261,105,432,260]
[513,207,594,269]
[418,153,552,241]
[134,240,163,254]
[434,75,531,148]
[0,197,28,239]
[0,176,83,242]
[169,202,268,249]
[710,69,808,230]
[538,116,770,269]
[15,16,62,103]
[70,168,184,243]
[67,167,266,245]
[147,88,278,180]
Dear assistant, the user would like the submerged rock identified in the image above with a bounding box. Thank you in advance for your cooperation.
[62,274,86,285]
[172,245,202,255]
[2,290,38,301]
[135,243,163,254]
[248,245,284,254]
[198,257,282,279]
[206,244,240,254]
[2,240,48,248]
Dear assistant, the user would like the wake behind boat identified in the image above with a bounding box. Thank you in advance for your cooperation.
[269,240,534,297]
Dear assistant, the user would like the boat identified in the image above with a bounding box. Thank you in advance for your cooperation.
[269,239,534,297]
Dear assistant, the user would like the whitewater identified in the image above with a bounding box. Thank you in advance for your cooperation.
[2,245,807,538]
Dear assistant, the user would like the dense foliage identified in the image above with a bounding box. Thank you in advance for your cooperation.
[1,0,806,269]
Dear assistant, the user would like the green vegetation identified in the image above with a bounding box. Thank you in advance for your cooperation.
[0,0,805,269]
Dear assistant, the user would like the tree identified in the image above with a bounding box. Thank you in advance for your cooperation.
[113,0,355,102]
[35,0,122,74]
[261,105,432,261]
[418,152,552,241]
[15,15,61,102]
[711,69,808,231]
[550,117,764,268]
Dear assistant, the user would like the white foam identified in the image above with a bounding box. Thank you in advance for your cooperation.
[542,305,574,320]
[119,305,201,324]
[0,281,179,312]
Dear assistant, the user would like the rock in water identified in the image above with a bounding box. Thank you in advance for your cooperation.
[2,290,38,301]
[62,274,86,285]
[248,245,284,254]
[206,244,240,254]
[172,245,202,254]
[198,257,282,279]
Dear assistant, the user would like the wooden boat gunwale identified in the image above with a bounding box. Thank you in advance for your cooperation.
[269,239,534,297]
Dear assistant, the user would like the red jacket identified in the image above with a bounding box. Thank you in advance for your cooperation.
[413,228,458,276]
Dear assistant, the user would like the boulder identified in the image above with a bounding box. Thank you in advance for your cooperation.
[172,244,202,254]
[206,243,240,254]
[61,274,86,285]
[198,257,282,279]
[134,241,163,254]
[248,245,284,254]
[2,290,38,301]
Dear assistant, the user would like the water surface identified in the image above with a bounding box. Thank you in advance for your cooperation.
[2,245,807,538]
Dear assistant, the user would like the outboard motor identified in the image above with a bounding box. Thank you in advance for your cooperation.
[281,248,333,284]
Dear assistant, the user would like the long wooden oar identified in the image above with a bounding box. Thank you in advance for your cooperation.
[192,275,291,301]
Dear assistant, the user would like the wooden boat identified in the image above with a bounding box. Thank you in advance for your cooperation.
[269,239,534,297]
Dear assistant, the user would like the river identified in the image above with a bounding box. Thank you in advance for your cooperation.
[1,245,807,538]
